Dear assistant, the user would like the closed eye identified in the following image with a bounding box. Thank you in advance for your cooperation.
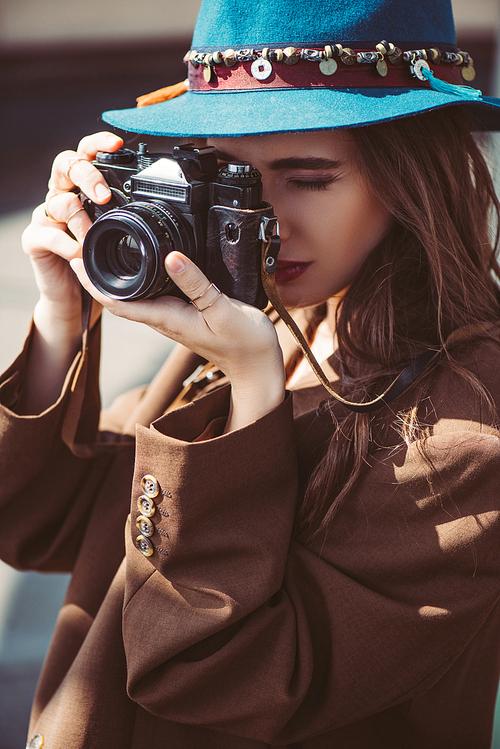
[287,176,337,191]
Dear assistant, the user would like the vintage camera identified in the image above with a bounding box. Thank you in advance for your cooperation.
[81,143,279,308]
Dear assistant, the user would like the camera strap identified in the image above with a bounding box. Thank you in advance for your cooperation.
[260,233,442,414]
[81,287,93,334]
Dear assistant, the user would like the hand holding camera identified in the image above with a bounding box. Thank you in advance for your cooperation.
[22,132,125,344]
[22,131,285,427]
[80,141,278,309]
[71,228,286,434]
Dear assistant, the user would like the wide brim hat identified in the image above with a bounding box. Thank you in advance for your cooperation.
[102,0,500,137]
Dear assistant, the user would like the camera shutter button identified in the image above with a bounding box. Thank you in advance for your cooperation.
[227,162,251,174]
[96,149,136,165]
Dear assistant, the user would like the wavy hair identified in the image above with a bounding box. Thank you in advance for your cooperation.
[296,108,500,540]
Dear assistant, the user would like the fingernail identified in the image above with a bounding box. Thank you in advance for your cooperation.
[107,135,120,145]
[95,183,111,200]
[166,254,185,274]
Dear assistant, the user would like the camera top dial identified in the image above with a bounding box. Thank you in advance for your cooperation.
[218,162,261,186]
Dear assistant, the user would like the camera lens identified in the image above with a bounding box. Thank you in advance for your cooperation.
[109,234,142,276]
[83,202,194,300]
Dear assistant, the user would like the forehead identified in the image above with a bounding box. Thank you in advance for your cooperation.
[207,130,354,162]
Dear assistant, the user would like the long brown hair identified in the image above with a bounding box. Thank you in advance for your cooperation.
[296,108,500,540]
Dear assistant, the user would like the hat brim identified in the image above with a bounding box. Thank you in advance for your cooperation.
[102,87,500,138]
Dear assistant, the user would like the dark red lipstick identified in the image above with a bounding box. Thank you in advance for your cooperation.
[274,259,312,284]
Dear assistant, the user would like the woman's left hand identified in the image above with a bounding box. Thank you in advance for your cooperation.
[70,251,286,432]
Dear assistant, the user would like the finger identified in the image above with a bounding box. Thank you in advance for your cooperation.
[23,214,82,262]
[70,257,132,311]
[70,254,232,371]
[23,224,79,258]
[48,131,123,201]
[41,194,92,245]
[165,252,223,310]
[76,131,123,159]
[49,154,111,205]
[69,256,196,333]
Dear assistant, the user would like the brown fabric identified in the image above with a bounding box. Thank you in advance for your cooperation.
[1,325,500,748]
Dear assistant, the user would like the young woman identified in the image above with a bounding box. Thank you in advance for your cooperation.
[3,0,500,747]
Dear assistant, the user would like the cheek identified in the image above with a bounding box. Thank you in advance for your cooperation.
[307,193,392,294]
[322,190,391,261]
[359,201,392,253]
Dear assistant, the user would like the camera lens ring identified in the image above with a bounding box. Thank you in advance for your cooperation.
[82,202,193,300]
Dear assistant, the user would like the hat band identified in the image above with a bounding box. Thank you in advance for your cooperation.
[186,43,475,93]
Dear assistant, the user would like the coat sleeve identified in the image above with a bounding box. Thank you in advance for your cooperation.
[0,322,123,571]
[122,387,500,744]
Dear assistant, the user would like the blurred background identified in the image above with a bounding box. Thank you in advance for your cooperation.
[0,0,499,746]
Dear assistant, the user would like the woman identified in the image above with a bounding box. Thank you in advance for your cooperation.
[3,0,500,747]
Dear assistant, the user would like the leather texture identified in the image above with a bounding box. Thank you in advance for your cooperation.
[206,203,275,308]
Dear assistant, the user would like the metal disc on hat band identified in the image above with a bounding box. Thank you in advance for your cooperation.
[461,65,476,81]
[376,59,388,77]
[251,57,273,80]
[319,58,337,76]
[411,59,431,80]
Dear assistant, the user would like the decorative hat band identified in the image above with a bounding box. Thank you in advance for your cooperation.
[185,42,475,90]
[136,41,481,108]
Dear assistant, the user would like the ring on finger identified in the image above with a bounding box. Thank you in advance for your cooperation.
[65,157,89,182]
[66,206,86,223]
[44,194,61,224]
[190,283,222,312]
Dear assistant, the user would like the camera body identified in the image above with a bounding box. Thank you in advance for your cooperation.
[81,143,278,308]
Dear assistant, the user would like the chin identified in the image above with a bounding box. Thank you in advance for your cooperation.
[277,291,329,311]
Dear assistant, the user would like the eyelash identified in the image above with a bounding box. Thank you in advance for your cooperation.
[288,177,336,191]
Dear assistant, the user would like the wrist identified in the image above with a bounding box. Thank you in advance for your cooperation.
[224,355,286,433]
[33,297,82,351]
[18,305,83,415]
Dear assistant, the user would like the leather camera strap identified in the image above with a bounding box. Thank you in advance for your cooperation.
[260,236,442,414]
[81,287,93,334]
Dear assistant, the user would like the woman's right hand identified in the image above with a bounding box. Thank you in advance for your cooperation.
[18,132,123,414]
[22,131,124,347]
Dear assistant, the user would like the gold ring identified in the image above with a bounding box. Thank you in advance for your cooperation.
[66,157,89,182]
[44,195,60,224]
[190,283,222,311]
[66,206,86,223]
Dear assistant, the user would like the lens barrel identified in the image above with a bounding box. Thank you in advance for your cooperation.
[82,202,192,300]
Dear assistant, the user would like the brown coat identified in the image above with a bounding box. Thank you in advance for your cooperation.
[1,323,500,749]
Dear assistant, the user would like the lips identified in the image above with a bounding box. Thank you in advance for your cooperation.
[274,259,312,284]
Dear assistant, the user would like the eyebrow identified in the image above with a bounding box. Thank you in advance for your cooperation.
[215,150,344,171]
[269,156,344,171]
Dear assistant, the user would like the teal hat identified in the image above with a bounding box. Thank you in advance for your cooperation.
[102,0,500,137]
